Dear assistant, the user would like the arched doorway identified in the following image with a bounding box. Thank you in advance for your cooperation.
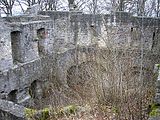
[66,61,107,101]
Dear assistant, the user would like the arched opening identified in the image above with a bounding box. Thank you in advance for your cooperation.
[8,90,17,103]
[123,66,154,89]
[66,62,107,100]
[29,80,43,99]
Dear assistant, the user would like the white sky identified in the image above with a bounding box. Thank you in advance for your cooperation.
[12,2,27,15]
[1,0,158,17]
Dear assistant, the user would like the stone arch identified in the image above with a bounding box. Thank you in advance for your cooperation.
[7,90,18,103]
[29,80,43,100]
[123,66,154,89]
[56,47,106,87]
[66,61,108,100]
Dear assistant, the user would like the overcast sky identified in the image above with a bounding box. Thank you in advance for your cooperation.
[1,0,158,17]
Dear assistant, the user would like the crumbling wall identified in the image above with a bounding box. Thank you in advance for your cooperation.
[0,16,55,107]
[0,99,26,120]
[10,20,54,62]
[0,19,13,71]
[0,11,160,111]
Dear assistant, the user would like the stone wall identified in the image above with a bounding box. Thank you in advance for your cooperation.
[0,99,25,120]
[0,19,13,71]
[0,15,55,107]
[0,11,160,118]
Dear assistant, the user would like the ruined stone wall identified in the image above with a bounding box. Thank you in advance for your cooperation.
[0,19,13,71]
[0,15,55,107]
[0,11,160,110]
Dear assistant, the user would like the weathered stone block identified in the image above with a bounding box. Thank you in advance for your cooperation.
[0,99,26,120]
[0,19,13,71]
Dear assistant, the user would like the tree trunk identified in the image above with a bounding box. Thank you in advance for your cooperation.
[93,0,97,14]
[137,0,145,16]
[157,0,160,17]
[119,0,124,11]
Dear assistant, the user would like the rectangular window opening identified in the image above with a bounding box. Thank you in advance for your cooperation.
[11,31,21,64]
[37,28,46,56]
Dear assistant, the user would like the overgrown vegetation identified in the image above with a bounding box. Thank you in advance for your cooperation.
[25,105,81,120]
[28,25,159,119]
[9,1,159,119]
[29,46,158,120]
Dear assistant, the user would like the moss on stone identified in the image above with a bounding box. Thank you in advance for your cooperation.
[25,108,37,118]
[57,105,78,116]
[25,105,79,119]
[64,105,77,114]
[25,108,50,120]
[149,109,160,117]
[149,104,160,117]
[111,106,119,114]
[40,108,50,120]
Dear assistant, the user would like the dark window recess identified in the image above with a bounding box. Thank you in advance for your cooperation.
[152,31,158,49]
[131,27,133,32]
[37,28,46,56]
[37,28,45,39]
[11,31,22,64]
[29,80,42,99]
[152,32,156,48]
[0,91,4,94]
[8,90,17,103]
[152,32,155,40]
[29,80,37,99]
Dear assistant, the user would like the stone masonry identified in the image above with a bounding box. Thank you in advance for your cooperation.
[0,11,160,118]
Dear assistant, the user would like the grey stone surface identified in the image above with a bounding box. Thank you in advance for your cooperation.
[154,69,160,104]
[0,19,13,71]
[0,11,160,119]
[148,67,160,120]
[0,99,26,120]
[149,117,160,120]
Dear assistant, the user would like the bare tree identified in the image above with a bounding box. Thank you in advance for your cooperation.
[148,0,160,17]
[0,0,16,16]
[24,0,41,6]
[1,0,159,17]
[43,0,68,11]
[137,0,146,16]
[157,0,160,17]
[44,0,57,10]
